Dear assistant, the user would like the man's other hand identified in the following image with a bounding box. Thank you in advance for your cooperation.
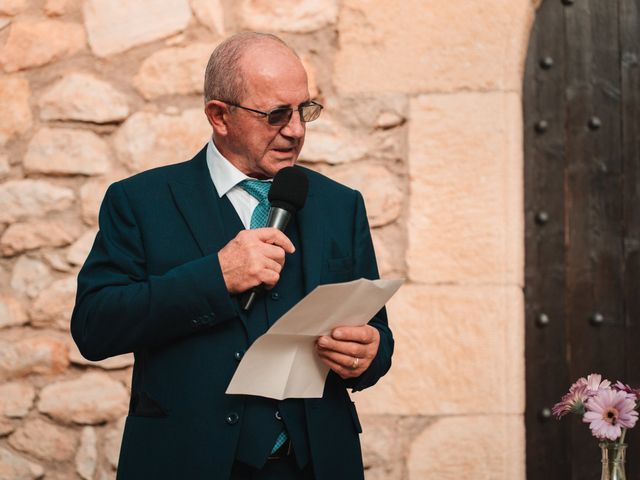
[315,325,380,379]
[218,228,295,294]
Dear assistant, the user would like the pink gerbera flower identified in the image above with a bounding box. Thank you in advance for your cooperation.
[585,373,611,392]
[583,389,638,441]
[613,381,640,402]
[553,383,589,418]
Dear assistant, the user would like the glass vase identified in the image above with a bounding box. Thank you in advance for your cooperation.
[599,442,627,480]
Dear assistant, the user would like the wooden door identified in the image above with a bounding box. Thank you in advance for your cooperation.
[524,0,640,478]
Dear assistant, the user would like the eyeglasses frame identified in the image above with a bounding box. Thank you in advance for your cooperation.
[219,100,323,126]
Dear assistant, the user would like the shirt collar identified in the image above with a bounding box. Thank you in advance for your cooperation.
[206,137,270,198]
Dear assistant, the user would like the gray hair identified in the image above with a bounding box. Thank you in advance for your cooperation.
[203,32,297,105]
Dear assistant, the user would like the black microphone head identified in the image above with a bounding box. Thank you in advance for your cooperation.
[268,167,309,212]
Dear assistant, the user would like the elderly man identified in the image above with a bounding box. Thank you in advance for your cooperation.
[71,32,393,480]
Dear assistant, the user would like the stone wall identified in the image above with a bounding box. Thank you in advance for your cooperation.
[0,0,538,478]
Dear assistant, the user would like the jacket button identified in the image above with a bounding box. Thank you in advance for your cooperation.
[271,292,280,300]
[275,410,282,421]
[225,412,239,425]
[234,351,244,361]
[191,318,199,325]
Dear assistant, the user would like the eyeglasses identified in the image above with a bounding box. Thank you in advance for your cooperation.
[221,100,323,126]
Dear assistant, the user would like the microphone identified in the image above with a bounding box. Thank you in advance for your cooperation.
[241,167,309,311]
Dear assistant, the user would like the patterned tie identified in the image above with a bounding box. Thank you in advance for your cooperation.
[239,179,288,454]
[239,180,271,229]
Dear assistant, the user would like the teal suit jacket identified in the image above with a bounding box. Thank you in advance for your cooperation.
[71,146,393,479]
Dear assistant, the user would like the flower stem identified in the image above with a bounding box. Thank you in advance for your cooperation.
[619,428,627,445]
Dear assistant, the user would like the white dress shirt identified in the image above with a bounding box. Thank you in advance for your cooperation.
[205,138,271,229]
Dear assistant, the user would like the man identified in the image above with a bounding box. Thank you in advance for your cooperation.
[71,32,393,480]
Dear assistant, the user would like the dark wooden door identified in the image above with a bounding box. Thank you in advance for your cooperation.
[524,0,640,478]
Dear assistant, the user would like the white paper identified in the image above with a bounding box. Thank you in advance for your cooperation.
[226,278,403,400]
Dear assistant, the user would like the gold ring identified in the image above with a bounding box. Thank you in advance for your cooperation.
[351,357,359,369]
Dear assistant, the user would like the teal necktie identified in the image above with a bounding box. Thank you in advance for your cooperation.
[239,179,288,454]
[239,180,271,229]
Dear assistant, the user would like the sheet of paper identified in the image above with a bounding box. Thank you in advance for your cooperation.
[226,278,403,400]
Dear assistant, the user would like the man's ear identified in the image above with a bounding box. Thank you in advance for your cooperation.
[204,100,229,136]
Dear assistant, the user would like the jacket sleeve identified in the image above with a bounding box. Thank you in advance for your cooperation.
[344,190,394,392]
[71,181,239,361]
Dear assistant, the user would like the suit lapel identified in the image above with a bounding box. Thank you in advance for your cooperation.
[169,155,325,302]
[168,147,249,334]
[168,148,232,257]
[297,177,325,294]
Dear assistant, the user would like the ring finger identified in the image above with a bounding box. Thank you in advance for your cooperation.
[317,349,365,371]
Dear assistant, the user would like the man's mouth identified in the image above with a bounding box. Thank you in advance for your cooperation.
[273,146,296,153]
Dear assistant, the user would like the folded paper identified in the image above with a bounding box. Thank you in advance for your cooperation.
[226,278,403,400]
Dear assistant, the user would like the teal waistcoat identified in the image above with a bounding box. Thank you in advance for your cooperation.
[217,197,310,469]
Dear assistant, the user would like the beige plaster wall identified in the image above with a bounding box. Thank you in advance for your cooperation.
[0,0,536,478]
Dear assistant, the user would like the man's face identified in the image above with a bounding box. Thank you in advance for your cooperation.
[221,43,310,179]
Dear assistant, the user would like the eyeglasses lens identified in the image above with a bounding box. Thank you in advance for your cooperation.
[267,109,292,126]
[267,103,323,126]
[301,104,322,122]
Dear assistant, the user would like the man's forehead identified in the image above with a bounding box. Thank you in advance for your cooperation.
[240,41,303,75]
[238,42,309,105]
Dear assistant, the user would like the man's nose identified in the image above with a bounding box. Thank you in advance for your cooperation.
[280,110,305,139]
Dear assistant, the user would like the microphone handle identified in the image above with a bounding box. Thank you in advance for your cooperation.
[241,207,292,311]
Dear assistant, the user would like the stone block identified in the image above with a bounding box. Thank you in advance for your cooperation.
[0,295,28,329]
[10,256,52,299]
[38,73,129,123]
[300,55,319,99]
[327,163,404,227]
[302,95,407,165]
[407,415,525,479]
[0,154,10,178]
[80,175,124,226]
[8,418,78,462]
[0,0,26,16]
[0,179,74,223]
[189,0,224,34]
[45,0,72,16]
[0,75,32,146]
[103,416,125,469]
[352,284,524,415]
[370,227,405,278]
[0,382,35,418]
[301,115,369,164]
[29,277,76,330]
[133,43,216,99]
[0,447,44,480]
[24,127,111,176]
[97,469,116,480]
[38,371,129,424]
[407,92,523,284]
[114,108,211,172]
[0,19,85,72]
[76,426,97,480]
[66,230,97,266]
[0,419,15,436]
[240,0,338,33]
[83,0,192,57]
[1,220,81,256]
[68,339,133,370]
[332,94,408,131]
[360,414,432,480]
[334,0,535,94]
[0,336,69,381]
[42,251,73,272]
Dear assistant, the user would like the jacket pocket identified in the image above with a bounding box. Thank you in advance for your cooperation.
[130,391,169,418]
